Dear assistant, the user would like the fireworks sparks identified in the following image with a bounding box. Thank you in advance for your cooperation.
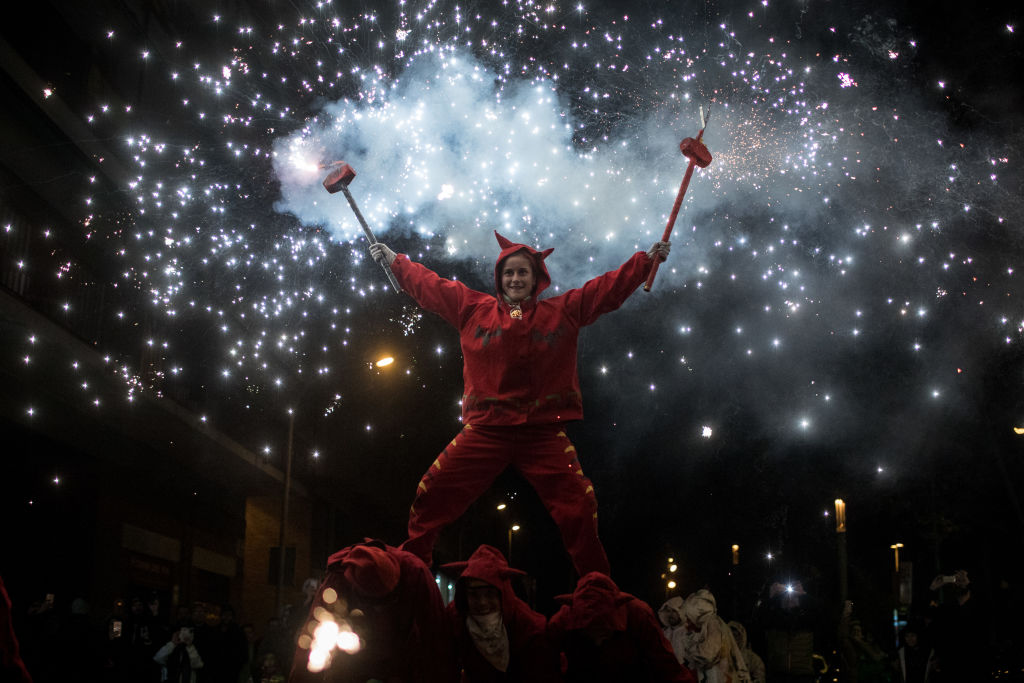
[4,0,1022,478]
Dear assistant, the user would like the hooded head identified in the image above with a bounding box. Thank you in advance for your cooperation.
[328,542,401,598]
[683,589,718,625]
[493,231,553,303]
[658,596,685,629]
[442,544,525,620]
[555,572,631,634]
[727,621,748,649]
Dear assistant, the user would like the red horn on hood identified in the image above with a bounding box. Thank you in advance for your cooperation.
[494,231,516,249]
[494,231,554,260]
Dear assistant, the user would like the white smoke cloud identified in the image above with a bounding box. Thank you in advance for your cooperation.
[271,50,710,284]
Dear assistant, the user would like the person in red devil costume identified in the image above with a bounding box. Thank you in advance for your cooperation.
[370,232,670,578]
[441,544,561,683]
[547,572,694,683]
[0,576,33,683]
[289,539,456,683]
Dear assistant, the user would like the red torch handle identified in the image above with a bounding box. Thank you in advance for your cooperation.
[644,127,706,292]
[644,158,697,292]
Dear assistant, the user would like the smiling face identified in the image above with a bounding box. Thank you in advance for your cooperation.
[465,578,502,617]
[500,252,536,303]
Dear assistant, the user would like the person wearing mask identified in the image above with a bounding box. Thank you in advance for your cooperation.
[678,589,750,683]
[728,621,765,683]
[657,596,687,666]
[442,544,561,682]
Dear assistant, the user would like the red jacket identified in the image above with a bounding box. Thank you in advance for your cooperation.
[441,545,561,683]
[391,233,654,425]
[547,572,694,683]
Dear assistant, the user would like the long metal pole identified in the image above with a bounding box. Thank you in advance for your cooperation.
[339,186,402,292]
[276,411,294,615]
[838,531,848,603]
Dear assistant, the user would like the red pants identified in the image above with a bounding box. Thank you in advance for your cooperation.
[402,423,611,577]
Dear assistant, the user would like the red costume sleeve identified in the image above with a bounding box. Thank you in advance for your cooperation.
[560,251,653,327]
[391,255,491,328]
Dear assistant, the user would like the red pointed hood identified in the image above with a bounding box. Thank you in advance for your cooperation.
[493,230,553,300]
[554,571,632,632]
[441,544,525,620]
[326,539,401,598]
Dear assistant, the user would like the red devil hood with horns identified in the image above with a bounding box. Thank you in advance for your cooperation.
[442,544,529,623]
[442,545,561,682]
[548,572,694,683]
[492,232,554,300]
[389,231,653,425]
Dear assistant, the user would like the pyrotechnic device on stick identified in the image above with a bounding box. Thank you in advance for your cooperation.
[322,161,402,293]
[644,105,713,292]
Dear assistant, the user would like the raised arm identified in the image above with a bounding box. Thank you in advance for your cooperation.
[565,241,671,326]
[373,244,484,328]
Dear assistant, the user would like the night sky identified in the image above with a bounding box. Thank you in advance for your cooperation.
[3,0,1023,612]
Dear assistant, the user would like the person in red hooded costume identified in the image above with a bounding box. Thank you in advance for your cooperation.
[289,539,456,683]
[1,576,33,683]
[370,233,670,578]
[547,572,694,683]
[441,544,561,683]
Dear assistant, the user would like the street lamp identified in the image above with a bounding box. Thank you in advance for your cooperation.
[835,498,848,603]
[276,407,296,614]
[890,542,904,573]
[276,355,395,613]
[507,524,519,564]
[663,557,678,596]
[731,544,740,565]
[834,498,847,533]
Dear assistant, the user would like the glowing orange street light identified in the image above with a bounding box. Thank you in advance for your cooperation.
[890,542,904,573]
[835,498,848,603]
[732,544,740,565]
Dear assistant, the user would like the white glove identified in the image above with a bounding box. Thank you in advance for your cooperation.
[369,242,397,265]
[647,241,671,261]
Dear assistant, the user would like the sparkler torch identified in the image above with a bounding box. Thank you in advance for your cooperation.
[644,106,713,292]
[322,161,402,293]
